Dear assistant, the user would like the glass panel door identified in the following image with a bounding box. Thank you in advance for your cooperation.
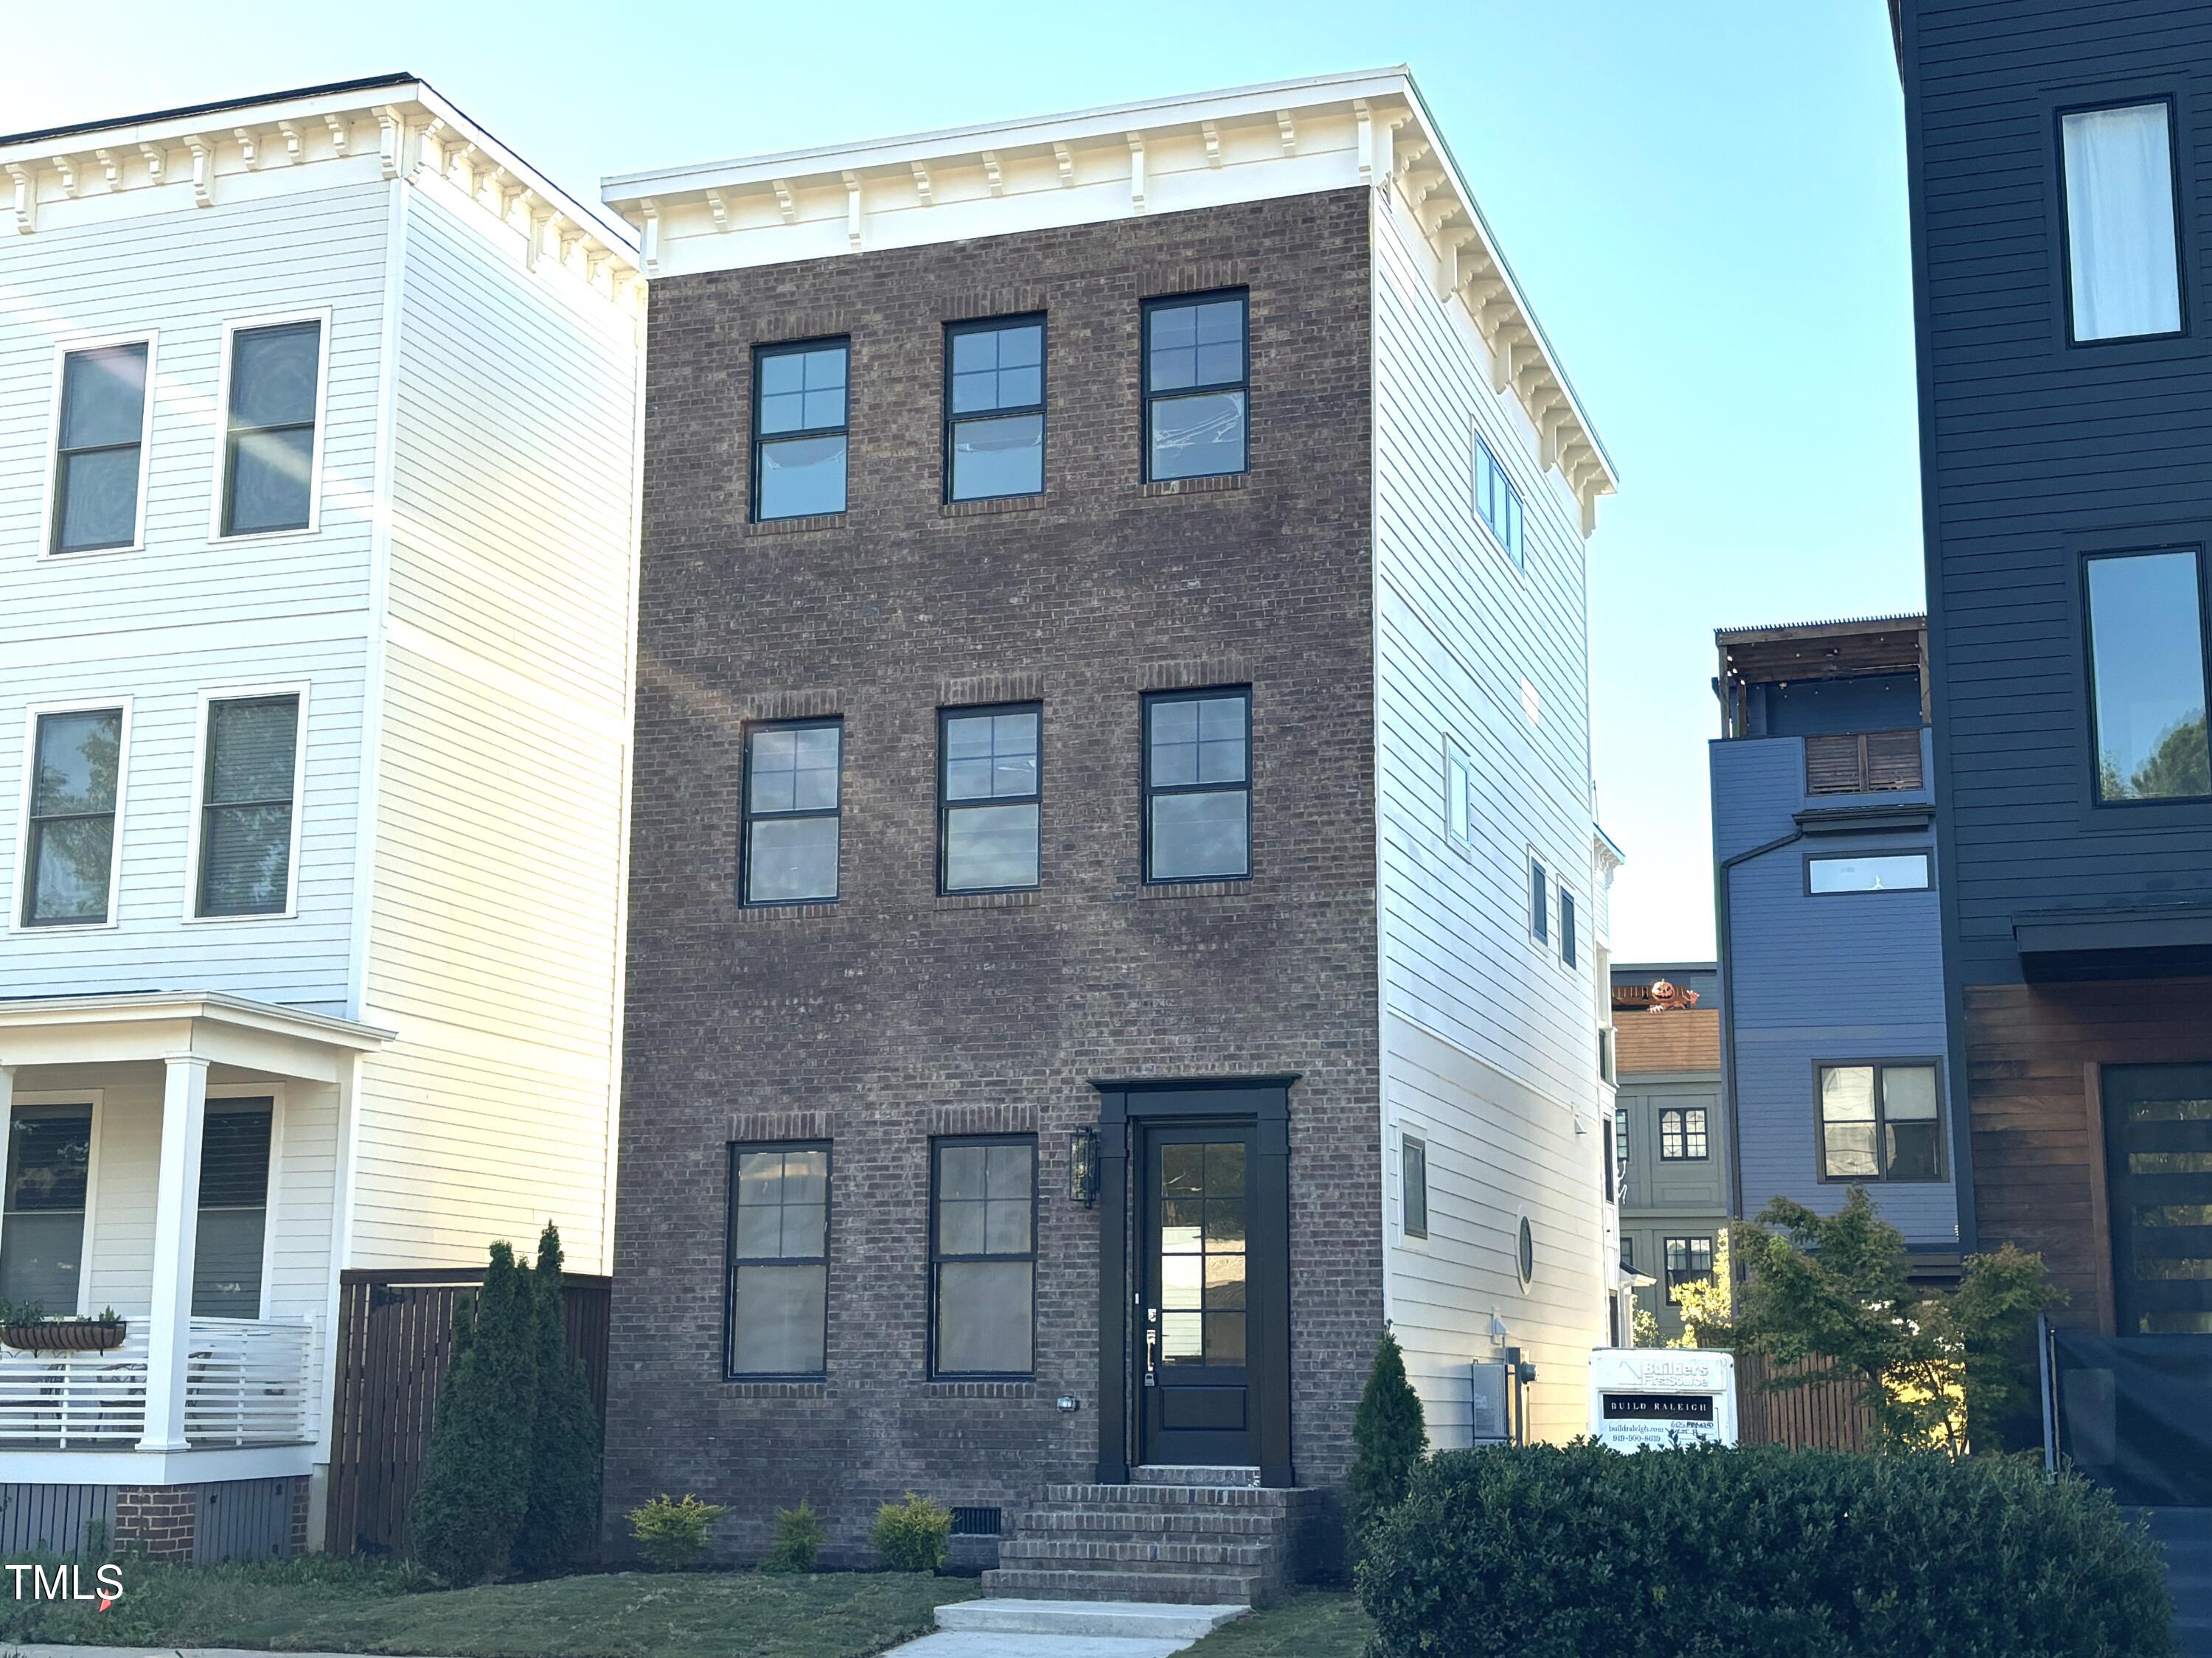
[1141,1124,1256,1467]
[2106,1065,2212,1334]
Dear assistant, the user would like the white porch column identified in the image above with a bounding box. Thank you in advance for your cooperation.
[139,1053,209,1452]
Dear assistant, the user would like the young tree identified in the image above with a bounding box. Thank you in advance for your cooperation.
[410,1241,538,1583]
[513,1222,603,1575]
[1346,1326,1427,1566]
[1669,1228,1733,1349]
[1728,1186,2056,1457]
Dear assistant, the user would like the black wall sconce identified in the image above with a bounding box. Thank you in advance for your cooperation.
[1069,1126,1100,1208]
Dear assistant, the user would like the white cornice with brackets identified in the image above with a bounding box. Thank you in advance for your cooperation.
[602,66,1615,527]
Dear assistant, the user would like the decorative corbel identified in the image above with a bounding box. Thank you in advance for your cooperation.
[911,160,933,205]
[981,150,1004,195]
[520,193,547,268]
[841,170,862,250]
[448,141,480,187]
[277,122,304,164]
[771,178,796,222]
[706,188,730,231]
[184,135,216,207]
[638,198,661,276]
[1537,400,1571,470]
[420,116,453,178]
[1434,226,1480,304]
[1202,121,1222,168]
[325,114,351,156]
[1127,133,1145,212]
[1054,142,1074,187]
[95,149,122,189]
[5,164,35,234]
[1276,109,1297,154]
[1354,99,1373,184]
[49,155,78,198]
[233,127,261,168]
[376,107,406,180]
[139,142,167,185]
[483,165,518,218]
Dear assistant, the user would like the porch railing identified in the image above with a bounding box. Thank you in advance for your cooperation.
[0,1317,316,1450]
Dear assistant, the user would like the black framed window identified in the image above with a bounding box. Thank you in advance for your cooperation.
[1819,1062,1943,1182]
[1809,852,1931,894]
[1664,1235,1713,1301]
[1143,291,1248,482]
[197,694,299,918]
[1444,739,1476,847]
[1602,1117,1615,1203]
[1619,1235,1634,1272]
[945,318,1043,501]
[1529,858,1548,944]
[221,321,321,537]
[742,719,841,905]
[1142,689,1251,882]
[194,1101,273,1318]
[23,707,122,927]
[0,1104,91,1311]
[939,705,1040,894]
[931,1137,1035,1378]
[1659,1107,1709,1163]
[1559,888,1577,968]
[752,339,849,521]
[2060,100,2185,344]
[52,343,149,554]
[1402,1136,1428,1239]
[1472,431,1525,568]
[1615,1111,1630,1177]
[2086,549,2211,804]
[726,1143,830,1378]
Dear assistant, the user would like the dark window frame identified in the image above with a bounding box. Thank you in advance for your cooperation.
[1814,1058,1948,1185]
[937,702,1043,896]
[750,336,852,523]
[1602,1115,1616,1203]
[739,716,844,908]
[195,693,301,919]
[50,341,152,556]
[1658,1107,1710,1163]
[219,319,323,539]
[2081,546,2212,809]
[942,315,1046,504]
[1471,428,1526,570]
[1139,686,1253,885]
[193,1096,275,1320]
[928,1133,1039,1382]
[2055,94,2190,349]
[0,1101,93,1314]
[1804,849,1934,895]
[1139,288,1251,484]
[1559,885,1578,969]
[1402,1135,1429,1239]
[723,1140,832,1382]
[1663,1234,1714,1301]
[1528,857,1549,945]
[22,705,125,929]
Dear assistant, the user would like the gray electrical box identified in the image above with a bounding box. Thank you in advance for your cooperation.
[1469,1361,1509,1444]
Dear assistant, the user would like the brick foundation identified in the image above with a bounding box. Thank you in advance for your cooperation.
[114,1484,195,1561]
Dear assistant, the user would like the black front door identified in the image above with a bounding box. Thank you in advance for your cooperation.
[2106,1064,2212,1336]
[1140,1124,1255,1467]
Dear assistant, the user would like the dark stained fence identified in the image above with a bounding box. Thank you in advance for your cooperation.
[1735,1352,1879,1451]
[325,1268,610,1558]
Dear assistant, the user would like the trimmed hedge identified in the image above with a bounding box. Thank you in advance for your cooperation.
[1357,1442,2172,1658]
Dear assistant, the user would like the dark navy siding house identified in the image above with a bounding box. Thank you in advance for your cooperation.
[1710,616,1959,1277]
[1895,0,2212,1564]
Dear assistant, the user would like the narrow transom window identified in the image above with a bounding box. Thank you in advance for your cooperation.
[1529,858,1549,944]
[52,344,150,554]
[726,1144,830,1378]
[1659,1107,1709,1162]
[1444,740,1476,848]
[1602,1118,1615,1203]
[1402,1137,1429,1239]
[2062,101,2184,344]
[222,321,321,536]
[1664,1235,1714,1301]
[1143,689,1251,882]
[23,708,123,927]
[1472,431,1525,568]
[2086,550,2211,803]
[198,695,300,918]
[1809,852,1932,894]
[1143,291,1248,482]
[742,720,842,905]
[1820,1063,1943,1182]
[753,339,849,521]
[1559,888,1578,968]
[940,705,1040,894]
[0,1104,91,1312]
[931,1138,1035,1377]
[945,318,1043,501]
[194,1101,273,1317]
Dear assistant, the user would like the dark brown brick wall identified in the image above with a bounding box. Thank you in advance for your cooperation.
[114,1484,194,1561]
[611,187,1383,1560]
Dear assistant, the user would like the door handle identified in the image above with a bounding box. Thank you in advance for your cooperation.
[1144,1308,1158,1387]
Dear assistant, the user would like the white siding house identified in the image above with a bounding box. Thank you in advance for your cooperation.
[0,77,641,1554]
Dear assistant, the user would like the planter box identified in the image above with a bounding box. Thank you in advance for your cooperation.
[1,1320,127,1353]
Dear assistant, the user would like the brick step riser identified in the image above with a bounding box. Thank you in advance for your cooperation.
[999,1539,1277,1568]
[1043,1484,1293,1509]
[1013,1508,1286,1533]
[1009,1522,1283,1546]
[982,1567,1271,1605]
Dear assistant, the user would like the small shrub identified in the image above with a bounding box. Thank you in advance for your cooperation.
[1345,1326,1426,1566]
[872,1493,951,1574]
[627,1494,730,1572]
[1359,1441,2174,1658]
[759,1500,826,1574]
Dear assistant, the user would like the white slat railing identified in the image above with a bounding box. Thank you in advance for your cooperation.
[0,1317,316,1449]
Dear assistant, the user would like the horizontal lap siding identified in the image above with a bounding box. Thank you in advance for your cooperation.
[1370,191,1605,1446]
[353,183,638,1274]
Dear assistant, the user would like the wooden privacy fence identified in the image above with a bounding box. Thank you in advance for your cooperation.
[1735,1351,1879,1451]
[324,1268,610,1558]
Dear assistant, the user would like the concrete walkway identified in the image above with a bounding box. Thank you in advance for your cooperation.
[1,1648,454,1658]
[883,1598,1248,1657]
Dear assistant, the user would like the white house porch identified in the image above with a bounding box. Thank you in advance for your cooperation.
[0,992,388,1486]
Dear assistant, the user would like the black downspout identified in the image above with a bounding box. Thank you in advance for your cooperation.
[1714,826,1806,1227]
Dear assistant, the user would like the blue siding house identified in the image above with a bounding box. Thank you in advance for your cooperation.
[1710,615,1960,1274]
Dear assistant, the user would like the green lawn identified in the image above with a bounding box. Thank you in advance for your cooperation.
[0,1557,978,1657]
[1184,1591,1371,1657]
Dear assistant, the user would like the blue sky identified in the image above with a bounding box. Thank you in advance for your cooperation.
[11,1,1923,961]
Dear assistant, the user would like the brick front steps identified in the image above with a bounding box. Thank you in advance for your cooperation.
[983,1473,1315,1607]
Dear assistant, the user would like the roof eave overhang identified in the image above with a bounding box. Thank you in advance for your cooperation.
[0,992,393,1082]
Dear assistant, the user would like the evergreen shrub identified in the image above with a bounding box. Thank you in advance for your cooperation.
[1345,1326,1427,1566]
[871,1494,951,1573]
[760,1501,826,1574]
